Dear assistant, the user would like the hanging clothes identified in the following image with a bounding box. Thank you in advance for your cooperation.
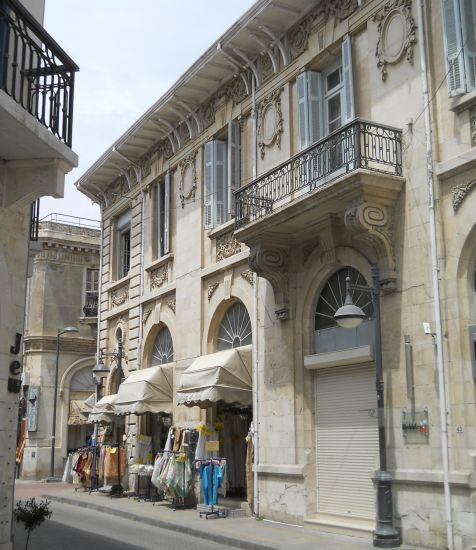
[197,460,226,506]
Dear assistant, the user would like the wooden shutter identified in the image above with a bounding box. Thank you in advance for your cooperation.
[204,141,214,229]
[227,121,241,216]
[461,0,476,90]
[308,71,324,144]
[297,72,309,151]
[214,140,227,226]
[315,364,378,519]
[163,171,170,255]
[341,36,355,124]
[441,0,466,95]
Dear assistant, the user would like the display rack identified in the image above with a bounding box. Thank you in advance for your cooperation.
[196,458,227,519]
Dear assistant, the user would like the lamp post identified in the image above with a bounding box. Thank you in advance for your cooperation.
[49,326,79,480]
[334,265,400,548]
[93,336,124,495]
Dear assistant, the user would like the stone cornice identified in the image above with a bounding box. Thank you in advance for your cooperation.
[24,336,96,355]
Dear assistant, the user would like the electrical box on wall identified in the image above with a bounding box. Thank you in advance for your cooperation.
[469,325,476,379]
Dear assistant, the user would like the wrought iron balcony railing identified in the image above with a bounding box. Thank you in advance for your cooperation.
[83,294,98,317]
[0,0,79,147]
[29,198,39,240]
[235,119,402,229]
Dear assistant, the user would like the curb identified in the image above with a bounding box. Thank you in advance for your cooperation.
[44,493,276,550]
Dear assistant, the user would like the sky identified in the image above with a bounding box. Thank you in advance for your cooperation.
[40,1,256,222]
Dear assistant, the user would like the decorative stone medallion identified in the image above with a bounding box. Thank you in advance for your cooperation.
[179,150,198,208]
[111,283,129,308]
[373,0,417,82]
[257,88,284,160]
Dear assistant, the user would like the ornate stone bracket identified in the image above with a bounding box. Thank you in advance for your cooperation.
[143,307,153,324]
[257,88,284,160]
[470,107,476,147]
[344,202,397,290]
[248,244,289,320]
[208,282,219,301]
[373,0,417,82]
[452,180,476,211]
[216,231,242,262]
[241,269,254,286]
[179,149,198,208]
[166,298,176,314]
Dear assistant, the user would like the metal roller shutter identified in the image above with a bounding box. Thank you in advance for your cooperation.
[315,364,378,519]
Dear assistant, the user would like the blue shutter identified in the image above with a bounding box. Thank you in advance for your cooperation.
[441,0,466,95]
[204,141,214,229]
[227,121,241,216]
[308,71,324,143]
[214,140,227,226]
[297,72,309,150]
[461,0,476,90]
[163,172,170,255]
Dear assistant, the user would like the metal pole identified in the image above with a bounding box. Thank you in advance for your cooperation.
[115,338,123,494]
[50,330,61,479]
[372,265,400,548]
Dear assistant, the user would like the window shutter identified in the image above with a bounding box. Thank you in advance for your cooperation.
[341,36,355,124]
[214,140,227,226]
[297,72,309,150]
[204,141,214,229]
[163,171,170,255]
[227,121,241,216]
[461,0,476,90]
[308,71,324,144]
[156,183,163,257]
[441,0,466,95]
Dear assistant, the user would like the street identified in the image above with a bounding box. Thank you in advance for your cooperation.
[13,501,241,550]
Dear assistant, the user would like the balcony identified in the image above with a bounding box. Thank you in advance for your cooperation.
[235,119,403,241]
[83,293,98,318]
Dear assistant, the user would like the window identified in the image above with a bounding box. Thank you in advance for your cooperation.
[297,36,354,151]
[83,268,99,317]
[204,120,241,229]
[116,210,131,279]
[442,0,476,96]
[217,302,252,351]
[153,172,171,259]
[150,326,174,365]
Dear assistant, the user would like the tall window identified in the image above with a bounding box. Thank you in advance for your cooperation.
[442,0,476,96]
[153,173,171,259]
[297,36,354,151]
[204,121,241,229]
[151,326,174,365]
[116,210,131,279]
[83,268,99,317]
[217,302,252,351]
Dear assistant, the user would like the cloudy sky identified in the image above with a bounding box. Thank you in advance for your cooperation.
[40,1,255,222]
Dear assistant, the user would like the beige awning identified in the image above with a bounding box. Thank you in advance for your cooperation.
[68,393,96,425]
[88,393,117,424]
[114,364,173,416]
[176,346,252,408]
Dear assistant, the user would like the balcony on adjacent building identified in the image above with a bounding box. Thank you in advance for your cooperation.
[0,0,78,206]
[234,118,404,243]
[83,293,99,318]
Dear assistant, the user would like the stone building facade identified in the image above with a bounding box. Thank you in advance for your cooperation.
[76,1,476,548]
[21,217,100,480]
[0,1,78,548]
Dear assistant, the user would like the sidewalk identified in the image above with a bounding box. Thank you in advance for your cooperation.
[21,484,416,550]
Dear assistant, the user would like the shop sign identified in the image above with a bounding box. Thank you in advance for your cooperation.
[205,440,219,452]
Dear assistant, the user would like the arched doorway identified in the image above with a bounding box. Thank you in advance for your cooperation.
[67,367,95,451]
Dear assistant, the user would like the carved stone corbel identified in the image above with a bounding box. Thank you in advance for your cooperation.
[344,202,397,290]
[248,244,290,320]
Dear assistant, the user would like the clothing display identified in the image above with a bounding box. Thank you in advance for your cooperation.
[197,460,225,506]
[62,446,100,489]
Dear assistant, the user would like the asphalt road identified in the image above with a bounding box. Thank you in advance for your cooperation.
[13,501,241,550]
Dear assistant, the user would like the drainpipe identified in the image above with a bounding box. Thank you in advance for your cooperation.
[251,73,260,518]
[416,2,453,548]
[94,217,104,442]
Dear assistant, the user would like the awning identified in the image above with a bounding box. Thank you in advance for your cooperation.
[114,364,173,416]
[88,394,117,424]
[176,345,252,408]
[68,393,96,426]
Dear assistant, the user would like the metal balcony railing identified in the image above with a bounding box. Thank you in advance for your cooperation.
[0,0,79,147]
[83,293,98,317]
[235,119,403,229]
[29,198,39,241]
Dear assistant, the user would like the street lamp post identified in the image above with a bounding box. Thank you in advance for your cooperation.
[334,265,400,548]
[93,336,124,495]
[49,326,79,480]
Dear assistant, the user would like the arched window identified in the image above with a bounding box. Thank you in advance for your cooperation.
[150,326,174,365]
[217,302,252,351]
[314,267,373,353]
[70,368,96,392]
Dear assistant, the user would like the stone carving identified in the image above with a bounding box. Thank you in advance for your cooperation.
[39,221,100,239]
[344,202,397,288]
[208,282,219,301]
[105,175,129,207]
[216,232,242,261]
[179,149,198,208]
[288,16,312,60]
[470,107,476,147]
[241,269,254,286]
[199,97,216,130]
[220,73,249,104]
[111,283,129,308]
[150,266,168,290]
[248,244,289,320]
[257,88,284,160]
[166,299,176,313]
[259,53,274,80]
[143,307,153,324]
[452,180,476,211]
[313,0,359,21]
[139,149,155,179]
[373,0,417,82]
